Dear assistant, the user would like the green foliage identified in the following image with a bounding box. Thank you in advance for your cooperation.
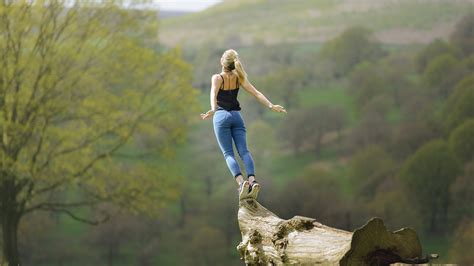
[368,187,422,232]
[254,66,307,109]
[449,220,474,264]
[390,120,440,159]
[348,111,391,151]
[449,162,474,224]
[347,50,417,113]
[416,39,461,73]
[449,119,474,163]
[278,109,310,154]
[187,226,228,265]
[349,145,396,201]
[460,54,474,72]
[348,62,385,110]
[273,165,350,229]
[443,74,474,130]
[378,52,417,107]
[0,1,197,224]
[422,53,466,98]
[400,139,461,233]
[279,105,346,155]
[320,27,384,78]
[247,119,276,167]
[451,13,474,56]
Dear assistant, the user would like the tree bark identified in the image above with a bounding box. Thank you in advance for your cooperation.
[2,214,20,266]
[1,179,21,266]
[237,198,437,265]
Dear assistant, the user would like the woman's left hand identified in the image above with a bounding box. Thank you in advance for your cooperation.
[200,110,215,120]
[270,104,287,113]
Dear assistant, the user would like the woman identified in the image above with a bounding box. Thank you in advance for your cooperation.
[200,49,286,200]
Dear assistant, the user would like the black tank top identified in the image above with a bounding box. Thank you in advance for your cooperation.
[216,74,241,111]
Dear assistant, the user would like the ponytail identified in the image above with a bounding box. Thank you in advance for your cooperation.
[233,59,247,83]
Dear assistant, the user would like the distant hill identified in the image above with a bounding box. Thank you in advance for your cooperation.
[158,10,190,19]
[159,0,474,47]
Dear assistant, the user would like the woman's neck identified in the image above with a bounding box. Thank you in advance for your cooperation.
[221,67,232,73]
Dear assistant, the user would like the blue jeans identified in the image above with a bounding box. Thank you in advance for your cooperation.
[213,109,255,178]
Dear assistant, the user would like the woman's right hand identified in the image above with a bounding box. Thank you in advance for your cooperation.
[270,104,287,113]
[200,110,215,120]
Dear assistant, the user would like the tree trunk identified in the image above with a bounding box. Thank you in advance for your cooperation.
[237,199,437,265]
[1,179,21,266]
[2,215,20,266]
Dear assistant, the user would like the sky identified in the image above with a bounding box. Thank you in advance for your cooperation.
[154,0,222,12]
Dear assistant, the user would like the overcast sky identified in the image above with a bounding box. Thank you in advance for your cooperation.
[154,0,222,12]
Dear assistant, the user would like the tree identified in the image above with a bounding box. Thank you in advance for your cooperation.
[254,66,306,109]
[378,51,417,107]
[349,145,396,202]
[0,1,197,264]
[422,54,466,98]
[188,42,223,89]
[279,109,310,154]
[319,27,385,78]
[451,13,474,56]
[83,204,145,266]
[415,39,460,73]
[348,62,385,111]
[443,74,474,131]
[247,119,276,168]
[449,119,474,163]
[273,166,349,230]
[449,162,474,226]
[449,220,474,264]
[390,120,439,159]
[368,181,422,233]
[400,140,461,234]
[307,105,346,155]
[348,52,418,112]
[348,110,391,151]
[188,226,228,266]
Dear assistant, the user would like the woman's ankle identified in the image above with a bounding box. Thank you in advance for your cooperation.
[248,175,255,184]
[235,174,244,186]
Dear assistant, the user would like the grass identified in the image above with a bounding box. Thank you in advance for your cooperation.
[299,85,351,107]
[298,84,358,124]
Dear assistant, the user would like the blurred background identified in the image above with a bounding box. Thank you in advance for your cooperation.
[0,0,473,265]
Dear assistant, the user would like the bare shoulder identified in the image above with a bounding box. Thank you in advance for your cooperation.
[212,73,221,80]
[211,74,222,84]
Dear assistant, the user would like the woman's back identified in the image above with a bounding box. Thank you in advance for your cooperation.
[219,72,239,90]
[216,72,241,111]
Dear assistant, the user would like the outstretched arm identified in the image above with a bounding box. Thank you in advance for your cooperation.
[241,79,286,113]
[201,74,221,120]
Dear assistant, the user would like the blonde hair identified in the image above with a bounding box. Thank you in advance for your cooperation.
[221,49,247,82]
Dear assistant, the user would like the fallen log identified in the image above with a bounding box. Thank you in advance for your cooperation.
[237,197,437,265]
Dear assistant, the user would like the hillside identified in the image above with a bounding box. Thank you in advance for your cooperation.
[158,10,190,18]
[159,0,474,47]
